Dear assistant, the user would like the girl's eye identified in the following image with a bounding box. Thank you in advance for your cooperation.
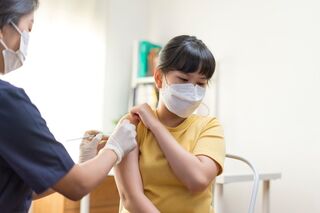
[179,77,188,82]
[197,82,207,87]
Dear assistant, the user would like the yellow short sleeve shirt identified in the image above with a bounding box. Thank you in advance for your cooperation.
[122,113,225,213]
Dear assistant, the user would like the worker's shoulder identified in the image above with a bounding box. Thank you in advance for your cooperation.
[0,79,26,99]
[0,79,16,89]
[0,79,22,92]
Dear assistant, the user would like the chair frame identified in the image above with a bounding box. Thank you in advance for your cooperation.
[220,154,259,213]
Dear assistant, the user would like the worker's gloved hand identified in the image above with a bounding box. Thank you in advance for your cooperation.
[79,130,103,163]
[104,119,137,164]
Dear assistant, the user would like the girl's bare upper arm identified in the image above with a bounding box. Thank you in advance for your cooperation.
[114,146,143,199]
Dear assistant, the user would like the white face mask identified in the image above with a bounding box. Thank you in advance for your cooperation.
[0,22,29,75]
[160,79,206,118]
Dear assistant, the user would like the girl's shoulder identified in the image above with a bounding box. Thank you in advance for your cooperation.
[191,114,222,127]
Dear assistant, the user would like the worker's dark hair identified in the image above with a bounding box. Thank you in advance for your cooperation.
[0,0,39,28]
[158,35,216,80]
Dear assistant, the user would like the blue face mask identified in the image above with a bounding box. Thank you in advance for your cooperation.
[0,22,29,74]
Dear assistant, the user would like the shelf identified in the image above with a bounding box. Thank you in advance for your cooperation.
[135,76,154,84]
[129,40,159,110]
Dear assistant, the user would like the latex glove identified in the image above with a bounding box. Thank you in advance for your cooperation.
[79,131,103,163]
[104,119,137,164]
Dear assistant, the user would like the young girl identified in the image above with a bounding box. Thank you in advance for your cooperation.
[114,35,225,213]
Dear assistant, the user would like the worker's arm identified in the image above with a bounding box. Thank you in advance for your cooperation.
[32,189,55,200]
[42,119,137,201]
[32,148,117,201]
[32,131,110,201]
[52,148,117,201]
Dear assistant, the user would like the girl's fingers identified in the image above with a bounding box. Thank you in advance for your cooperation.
[97,140,107,153]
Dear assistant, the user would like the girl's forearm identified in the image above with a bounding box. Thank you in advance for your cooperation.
[149,121,213,192]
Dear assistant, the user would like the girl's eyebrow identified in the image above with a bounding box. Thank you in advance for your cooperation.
[177,72,188,77]
[185,72,207,79]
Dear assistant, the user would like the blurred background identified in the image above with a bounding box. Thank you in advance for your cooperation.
[2,0,319,212]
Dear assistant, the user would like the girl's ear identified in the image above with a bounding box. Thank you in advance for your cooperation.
[0,29,4,51]
[0,28,3,40]
[154,68,163,89]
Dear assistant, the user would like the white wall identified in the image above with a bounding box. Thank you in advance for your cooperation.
[146,0,320,213]
[103,0,150,131]
[2,0,108,161]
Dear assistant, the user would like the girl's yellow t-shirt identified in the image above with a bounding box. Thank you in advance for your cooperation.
[122,113,225,213]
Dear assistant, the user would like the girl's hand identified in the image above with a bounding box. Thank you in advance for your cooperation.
[130,103,158,129]
[124,113,140,127]
[96,135,109,153]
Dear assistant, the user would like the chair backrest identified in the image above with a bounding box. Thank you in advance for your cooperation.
[220,154,259,213]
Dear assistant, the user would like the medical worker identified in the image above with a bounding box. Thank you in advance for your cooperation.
[0,0,137,212]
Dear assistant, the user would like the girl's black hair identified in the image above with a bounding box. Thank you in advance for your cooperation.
[0,0,39,28]
[158,35,216,80]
